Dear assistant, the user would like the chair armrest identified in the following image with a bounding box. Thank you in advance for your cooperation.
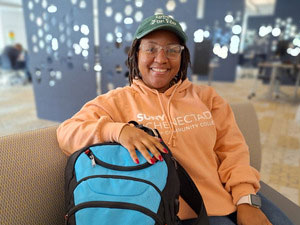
[0,125,67,224]
[260,181,300,225]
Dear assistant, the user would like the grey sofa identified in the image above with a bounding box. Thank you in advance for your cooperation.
[0,102,299,225]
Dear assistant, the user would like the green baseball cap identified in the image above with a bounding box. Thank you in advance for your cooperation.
[134,14,187,43]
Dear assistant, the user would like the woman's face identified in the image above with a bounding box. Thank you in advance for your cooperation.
[138,30,181,93]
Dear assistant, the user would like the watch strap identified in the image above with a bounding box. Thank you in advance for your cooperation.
[237,194,261,208]
[237,195,251,205]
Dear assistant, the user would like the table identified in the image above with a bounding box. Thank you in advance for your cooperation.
[251,62,300,100]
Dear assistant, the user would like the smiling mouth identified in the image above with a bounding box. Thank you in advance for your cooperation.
[151,68,169,73]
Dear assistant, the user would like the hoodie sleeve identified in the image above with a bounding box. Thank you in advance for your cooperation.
[56,96,127,156]
[207,88,260,204]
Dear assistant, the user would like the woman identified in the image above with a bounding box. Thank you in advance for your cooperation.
[57,14,293,225]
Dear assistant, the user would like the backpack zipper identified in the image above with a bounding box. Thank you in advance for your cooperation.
[65,201,164,225]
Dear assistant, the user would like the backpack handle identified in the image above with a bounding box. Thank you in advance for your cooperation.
[128,121,161,138]
[85,147,153,171]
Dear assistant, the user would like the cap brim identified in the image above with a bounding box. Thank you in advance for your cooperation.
[135,24,187,43]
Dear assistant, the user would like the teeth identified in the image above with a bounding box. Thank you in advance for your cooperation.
[152,68,167,72]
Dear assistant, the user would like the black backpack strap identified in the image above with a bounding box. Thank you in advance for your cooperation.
[177,163,210,225]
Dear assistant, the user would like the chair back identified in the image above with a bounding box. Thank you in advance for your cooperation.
[0,53,12,70]
[230,102,262,171]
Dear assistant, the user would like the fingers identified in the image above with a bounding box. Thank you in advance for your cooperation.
[118,125,167,164]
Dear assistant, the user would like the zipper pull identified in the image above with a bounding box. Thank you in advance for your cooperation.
[85,149,96,167]
[90,154,96,167]
[64,214,68,225]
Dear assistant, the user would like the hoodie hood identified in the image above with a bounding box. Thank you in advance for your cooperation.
[131,78,192,97]
[131,78,193,146]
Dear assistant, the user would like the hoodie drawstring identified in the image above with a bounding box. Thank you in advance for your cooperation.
[155,84,179,147]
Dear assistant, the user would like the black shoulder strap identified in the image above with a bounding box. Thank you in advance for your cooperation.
[177,161,210,225]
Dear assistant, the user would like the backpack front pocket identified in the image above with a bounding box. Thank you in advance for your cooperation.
[66,175,164,225]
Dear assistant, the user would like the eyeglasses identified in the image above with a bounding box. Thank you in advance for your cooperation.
[139,43,184,59]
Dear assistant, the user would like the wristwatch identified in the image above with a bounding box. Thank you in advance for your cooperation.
[237,194,262,208]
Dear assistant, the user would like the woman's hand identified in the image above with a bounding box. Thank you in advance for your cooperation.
[237,204,272,225]
[118,125,168,164]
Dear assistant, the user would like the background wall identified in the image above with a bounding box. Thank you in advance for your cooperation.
[22,0,97,122]
[0,7,27,51]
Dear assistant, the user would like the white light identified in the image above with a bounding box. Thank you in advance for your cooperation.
[79,37,89,49]
[166,0,176,11]
[38,29,43,37]
[41,0,47,8]
[56,71,62,80]
[220,46,228,58]
[73,25,80,32]
[47,5,57,13]
[231,35,240,44]
[272,27,281,37]
[107,82,115,91]
[115,12,123,23]
[135,11,143,22]
[29,13,35,21]
[293,38,300,47]
[179,22,187,32]
[106,33,114,42]
[290,47,300,56]
[124,5,133,16]
[116,37,122,43]
[194,29,204,43]
[105,7,113,17]
[124,17,133,24]
[28,1,34,10]
[203,31,210,38]
[259,26,272,37]
[229,46,239,54]
[73,43,82,55]
[232,25,242,35]
[135,0,143,7]
[115,32,122,38]
[80,24,89,35]
[194,36,203,43]
[32,35,37,43]
[82,50,89,57]
[213,44,221,55]
[45,34,52,42]
[36,17,43,26]
[224,15,233,23]
[39,40,45,49]
[155,8,164,15]
[51,38,58,51]
[79,1,86,9]
[94,64,102,72]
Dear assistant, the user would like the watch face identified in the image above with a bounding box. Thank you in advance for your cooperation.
[250,194,262,208]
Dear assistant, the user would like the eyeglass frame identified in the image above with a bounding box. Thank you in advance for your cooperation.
[139,43,184,59]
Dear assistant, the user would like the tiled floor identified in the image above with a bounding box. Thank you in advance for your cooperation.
[1,72,300,206]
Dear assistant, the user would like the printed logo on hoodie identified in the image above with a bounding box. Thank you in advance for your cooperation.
[136,111,215,134]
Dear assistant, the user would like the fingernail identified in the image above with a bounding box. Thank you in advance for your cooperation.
[150,158,156,164]
[135,158,139,164]
[158,155,163,161]
[163,148,168,153]
[160,138,163,142]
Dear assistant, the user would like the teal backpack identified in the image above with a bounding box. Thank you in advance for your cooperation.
[64,122,209,225]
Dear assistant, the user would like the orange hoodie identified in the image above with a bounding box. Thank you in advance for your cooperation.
[57,78,260,218]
